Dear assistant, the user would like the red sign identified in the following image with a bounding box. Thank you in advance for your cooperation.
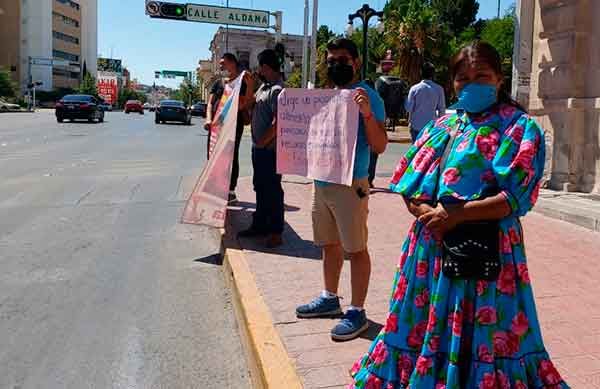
[97,75,118,105]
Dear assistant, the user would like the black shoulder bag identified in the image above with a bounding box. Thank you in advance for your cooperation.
[436,113,502,281]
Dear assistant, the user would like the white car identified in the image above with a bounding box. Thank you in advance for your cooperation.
[0,99,20,111]
[143,102,151,110]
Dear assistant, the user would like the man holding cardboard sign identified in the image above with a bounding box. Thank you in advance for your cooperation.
[295,39,387,341]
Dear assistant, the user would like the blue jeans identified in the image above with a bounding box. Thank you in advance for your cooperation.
[251,147,284,234]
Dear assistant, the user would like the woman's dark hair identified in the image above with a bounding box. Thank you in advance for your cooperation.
[221,52,239,65]
[326,38,360,59]
[450,41,526,112]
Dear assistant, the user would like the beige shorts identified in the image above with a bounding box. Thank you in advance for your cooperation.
[311,178,369,253]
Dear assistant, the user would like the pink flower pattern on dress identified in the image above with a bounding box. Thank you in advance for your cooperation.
[349,105,567,389]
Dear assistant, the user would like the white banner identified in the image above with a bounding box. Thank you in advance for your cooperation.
[180,73,244,228]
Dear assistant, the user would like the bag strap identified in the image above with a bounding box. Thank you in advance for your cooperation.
[434,110,465,204]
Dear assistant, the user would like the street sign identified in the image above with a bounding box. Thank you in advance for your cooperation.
[146,1,270,29]
[186,4,269,28]
[30,58,69,67]
[162,70,189,77]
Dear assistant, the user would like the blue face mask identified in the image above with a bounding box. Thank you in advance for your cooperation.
[452,83,498,113]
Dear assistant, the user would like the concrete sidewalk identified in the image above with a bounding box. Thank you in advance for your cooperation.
[225,177,600,389]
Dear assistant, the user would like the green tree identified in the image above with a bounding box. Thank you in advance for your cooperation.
[0,67,17,98]
[286,68,302,88]
[349,27,387,81]
[118,88,146,108]
[430,0,479,36]
[78,72,98,97]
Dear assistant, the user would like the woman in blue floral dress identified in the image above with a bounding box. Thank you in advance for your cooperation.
[348,42,569,388]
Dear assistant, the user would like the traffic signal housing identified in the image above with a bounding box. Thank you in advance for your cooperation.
[148,2,186,20]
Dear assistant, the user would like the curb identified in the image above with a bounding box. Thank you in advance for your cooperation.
[223,247,303,389]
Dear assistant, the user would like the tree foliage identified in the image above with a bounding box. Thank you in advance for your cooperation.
[0,67,17,98]
[170,79,201,105]
[286,68,302,88]
[118,88,147,108]
[78,72,98,97]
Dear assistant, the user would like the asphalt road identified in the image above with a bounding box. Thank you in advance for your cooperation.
[0,110,251,389]
[0,110,408,389]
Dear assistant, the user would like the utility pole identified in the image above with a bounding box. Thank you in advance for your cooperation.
[225,0,230,52]
[301,0,309,88]
[498,0,501,18]
[308,0,318,87]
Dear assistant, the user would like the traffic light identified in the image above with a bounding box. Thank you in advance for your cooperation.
[147,1,186,20]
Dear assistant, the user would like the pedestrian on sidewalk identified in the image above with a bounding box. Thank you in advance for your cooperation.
[295,38,387,341]
[348,41,569,388]
[203,53,253,203]
[405,62,446,143]
[237,49,285,248]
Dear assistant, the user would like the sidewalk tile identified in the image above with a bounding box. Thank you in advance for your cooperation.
[227,177,600,388]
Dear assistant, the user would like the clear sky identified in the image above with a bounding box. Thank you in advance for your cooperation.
[98,0,514,88]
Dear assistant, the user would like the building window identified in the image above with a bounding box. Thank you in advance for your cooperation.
[52,68,80,79]
[53,30,79,45]
[237,51,250,71]
[53,12,80,27]
[53,50,79,62]
[55,0,80,11]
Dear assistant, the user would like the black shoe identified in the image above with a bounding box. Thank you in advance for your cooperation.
[237,228,267,238]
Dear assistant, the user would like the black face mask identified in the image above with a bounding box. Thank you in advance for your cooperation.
[327,63,354,86]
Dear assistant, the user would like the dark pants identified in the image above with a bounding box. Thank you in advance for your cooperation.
[251,147,284,234]
[229,122,244,191]
[368,151,379,186]
[410,127,419,143]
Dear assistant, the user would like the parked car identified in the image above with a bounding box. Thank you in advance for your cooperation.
[0,99,21,111]
[143,102,151,110]
[124,100,144,114]
[98,100,113,111]
[190,102,207,117]
[55,94,104,123]
[155,100,191,125]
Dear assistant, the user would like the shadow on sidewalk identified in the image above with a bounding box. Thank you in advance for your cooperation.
[226,205,322,260]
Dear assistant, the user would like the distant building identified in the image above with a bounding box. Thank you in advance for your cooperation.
[0,0,98,93]
[199,27,305,96]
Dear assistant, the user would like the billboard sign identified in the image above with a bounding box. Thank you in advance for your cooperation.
[97,72,118,105]
[98,57,123,74]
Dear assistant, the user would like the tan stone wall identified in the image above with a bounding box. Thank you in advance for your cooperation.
[528,0,600,193]
[0,0,21,87]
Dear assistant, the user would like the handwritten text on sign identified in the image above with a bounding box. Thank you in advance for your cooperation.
[277,89,359,186]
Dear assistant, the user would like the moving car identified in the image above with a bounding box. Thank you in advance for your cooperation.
[190,102,207,117]
[0,99,21,111]
[155,100,191,125]
[98,99,113,111]
[55,94,104,123]
[124,100,144,114]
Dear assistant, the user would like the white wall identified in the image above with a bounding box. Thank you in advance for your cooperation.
[80,0,97,77]
[20,0,53,91]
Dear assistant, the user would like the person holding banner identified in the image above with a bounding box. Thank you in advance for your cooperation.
[203,53,253,203]
[238,49,285,248]
[295,39,387,341]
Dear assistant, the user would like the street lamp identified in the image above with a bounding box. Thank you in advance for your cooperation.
[347,4,384,80]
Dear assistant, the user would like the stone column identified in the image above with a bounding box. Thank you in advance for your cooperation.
[528,0,600,193]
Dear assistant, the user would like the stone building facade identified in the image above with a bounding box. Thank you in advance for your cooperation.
[515,0,600,193]
[198,27,305,98]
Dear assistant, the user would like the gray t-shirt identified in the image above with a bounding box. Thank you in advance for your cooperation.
[251,80,283,149]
